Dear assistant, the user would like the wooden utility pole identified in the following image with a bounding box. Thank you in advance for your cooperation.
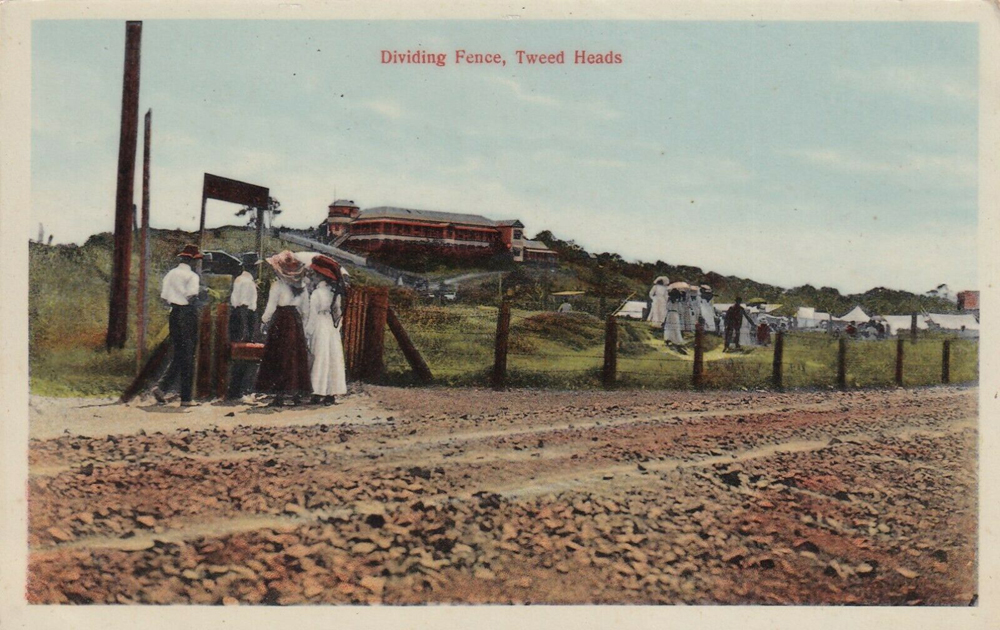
[602,315,618,389]
[910,312,918,343]
[106,21,142,350]
[136,109,151,371]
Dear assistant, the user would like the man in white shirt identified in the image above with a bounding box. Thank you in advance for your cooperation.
[227,263,258,399]
[151,245,203,405]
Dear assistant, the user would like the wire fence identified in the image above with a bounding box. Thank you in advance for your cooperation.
[380,304,979,391]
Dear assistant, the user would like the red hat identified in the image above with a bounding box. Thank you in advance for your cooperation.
[177,244,203,259]
[309,254,343,283]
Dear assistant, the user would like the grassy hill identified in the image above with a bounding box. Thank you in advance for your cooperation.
[28,225,970,397]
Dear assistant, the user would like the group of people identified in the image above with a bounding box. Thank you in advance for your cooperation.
[151,245,349,407]
[647,277,719,353]
[647,278,770,354]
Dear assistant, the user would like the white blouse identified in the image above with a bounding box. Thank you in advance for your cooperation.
[261,279,310,325]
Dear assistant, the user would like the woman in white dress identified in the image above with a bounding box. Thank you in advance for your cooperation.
[646,276,669,326]
[698,285,717,333]
[663,289,687,352]
[306,255,348,404]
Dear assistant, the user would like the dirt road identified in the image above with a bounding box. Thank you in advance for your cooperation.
[27,385,977,605]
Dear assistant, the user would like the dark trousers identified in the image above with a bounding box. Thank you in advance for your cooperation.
[227,305,257,399]
[724,323,741,350]
[158,305,199,401]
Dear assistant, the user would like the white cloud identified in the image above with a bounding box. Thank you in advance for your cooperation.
[490,77,561,107]
[362,99,406,120]
[784,147,976,186]
[832,65,976,103]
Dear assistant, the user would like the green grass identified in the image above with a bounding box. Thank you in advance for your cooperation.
[383,309,979,391]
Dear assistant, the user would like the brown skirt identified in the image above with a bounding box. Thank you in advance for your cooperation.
[255,306,312,395]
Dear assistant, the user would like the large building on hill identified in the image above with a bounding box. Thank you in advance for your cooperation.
[322,200,557,264]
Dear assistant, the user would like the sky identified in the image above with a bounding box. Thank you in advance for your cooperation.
[31,20,978,294]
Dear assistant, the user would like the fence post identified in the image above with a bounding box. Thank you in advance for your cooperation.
[692,322,704,388]
[386,306,433,384]
[772,330,784,390]
[362,287,389,382]
[603,316,618,389]
[895,338,904,387]
[910,312,918,343]
[837,337,847,390]
[492,301,511,389]
[942,339,951,385]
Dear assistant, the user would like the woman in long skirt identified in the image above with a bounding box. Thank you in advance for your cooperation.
[306,255,348,404]
[646,276,669,326]
[663,289,687,353]
[256,250,313,406]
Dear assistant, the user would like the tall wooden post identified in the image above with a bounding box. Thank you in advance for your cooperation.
[602,316,618,389]
[895,338,905,387]
[837,337,847,390]
[136,109,151,372]
[942,340,951,385]
[106,21,142,350]
[492,301,511,389]
[910,312,918,343]
[772,330,784,390]
[692,322,704,388]
[362,287,389,382]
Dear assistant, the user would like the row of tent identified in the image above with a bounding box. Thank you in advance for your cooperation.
[615,300,979,337]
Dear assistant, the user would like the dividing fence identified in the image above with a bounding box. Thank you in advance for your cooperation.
[123,297,979,401]
[382,302,979,391]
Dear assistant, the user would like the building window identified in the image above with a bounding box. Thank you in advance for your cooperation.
[513,230,523,240]
[513,248,523,257]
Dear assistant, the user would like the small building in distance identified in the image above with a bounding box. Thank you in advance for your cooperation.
[957,290,979,315]
[322,201,557,265]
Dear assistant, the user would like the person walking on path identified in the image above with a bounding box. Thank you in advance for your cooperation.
[724,297,755,352]
[151,245,204,406]
[305,255,348,405]
[255,250,313,406]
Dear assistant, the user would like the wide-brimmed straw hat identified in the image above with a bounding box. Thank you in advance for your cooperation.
[667,281,690,290]
[266,250,306,284]
[310,255,343,284]
[177,244,203,259]
[654,275,670,285]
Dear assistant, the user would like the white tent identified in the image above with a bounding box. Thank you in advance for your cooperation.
[836,306,871,324]
[926,313,979,332]
[883,314,929,336]
[615,300,648,320]
[796,307,832,329]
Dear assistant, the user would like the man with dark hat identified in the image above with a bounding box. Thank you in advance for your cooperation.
[151,244,204,405]
[724,297,754,352]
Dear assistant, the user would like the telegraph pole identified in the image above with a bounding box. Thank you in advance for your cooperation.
[136,109,151,371]
[106,21,142,349]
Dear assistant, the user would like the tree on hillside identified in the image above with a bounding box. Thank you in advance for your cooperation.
[236,196,282,229]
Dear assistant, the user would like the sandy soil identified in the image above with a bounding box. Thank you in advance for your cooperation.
[26,385,977,605]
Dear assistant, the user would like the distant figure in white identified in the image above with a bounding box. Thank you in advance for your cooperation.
[647,276,669,326]
[663,288,687,353]
[305,255,348,405]
[698,285,717,333]
[557,301,573,313]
